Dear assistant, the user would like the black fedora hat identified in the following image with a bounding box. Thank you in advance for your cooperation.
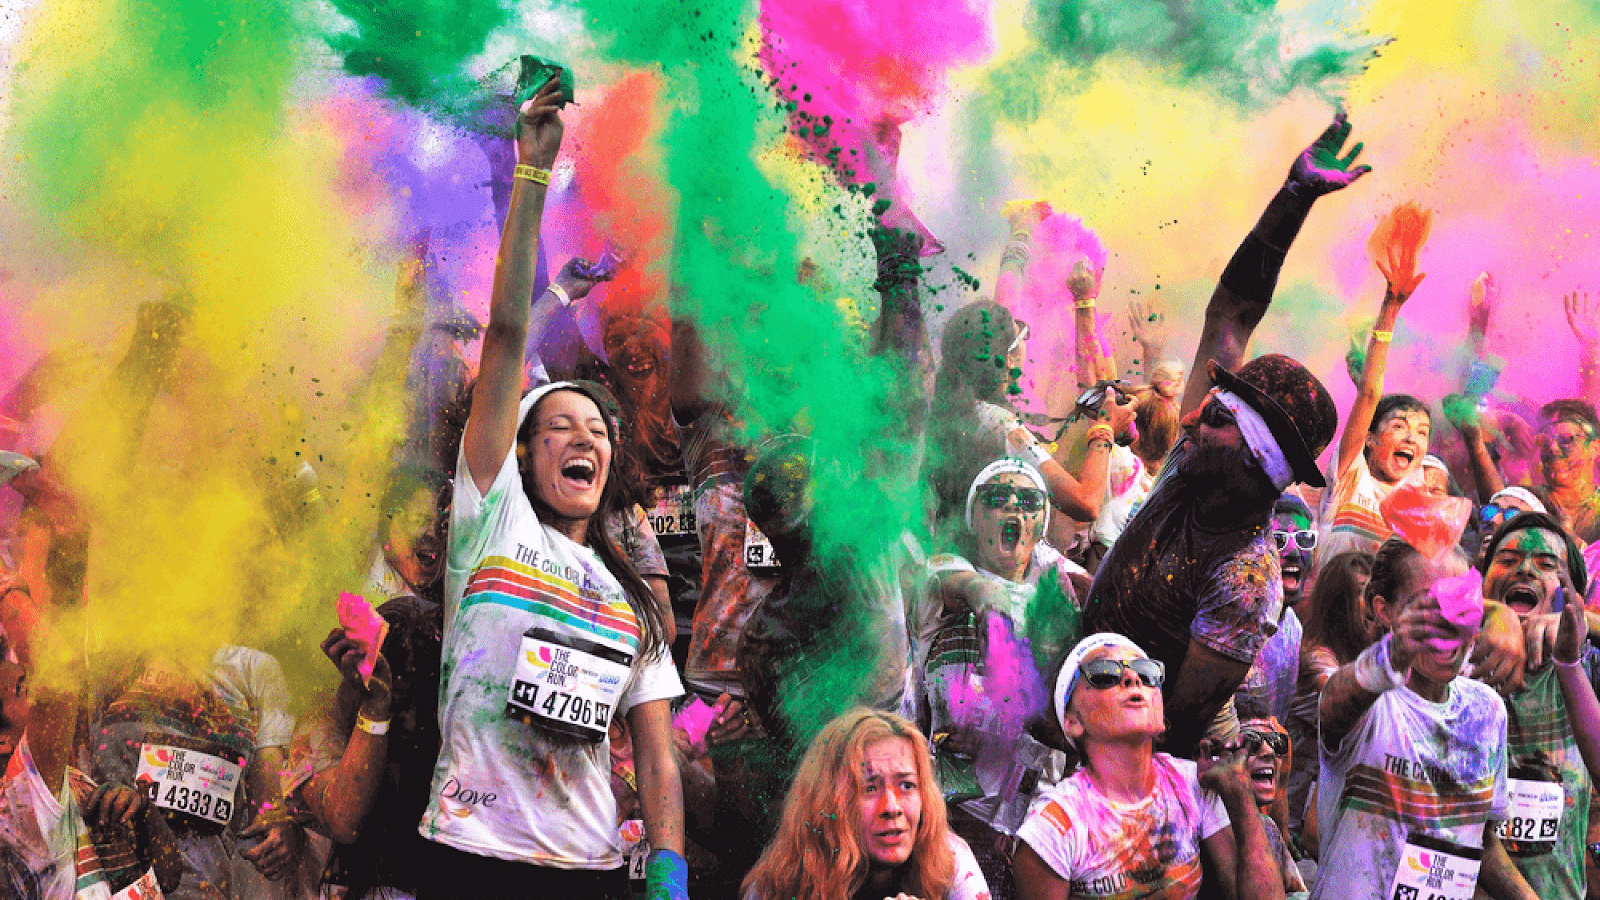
[1207,354,1337,489]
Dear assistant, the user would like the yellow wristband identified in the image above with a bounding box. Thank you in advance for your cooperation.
[1074,299,1097,310]
[356,713,390,736]
[1086,424,1114,445]
[514,164,552,186]
[1371,330,1393,343]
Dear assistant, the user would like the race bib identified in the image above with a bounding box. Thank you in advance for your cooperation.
[1387,833,1481,900]
[744,519,780,570]
[507,627,633,742]
[621,818,649,881]
[648,484,696,538]
[135,742,242,826]
[111,869,164,900]
[1495,769,1563,855]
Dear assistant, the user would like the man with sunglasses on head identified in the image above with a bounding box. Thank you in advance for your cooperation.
[1082,114,1360,759]
[1014,633,1286,900]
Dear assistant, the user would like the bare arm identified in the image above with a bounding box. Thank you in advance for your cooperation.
[1446,399,1506,503]
[1071,263,1117,389]
[1013,841,1069,900]
[1564,291,1600,408]
[1199,774,1286,900]
[298,633,393,844]
[1164,640,1252,758]
[461,80,565,495]
[1335,288,1407,481]
[1477,831,1539,900]
[629,697,685,856]
[1181,114,1370,418]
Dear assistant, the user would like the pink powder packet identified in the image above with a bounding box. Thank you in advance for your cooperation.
[1379,473,1472,561]
[673,695,721,758]
[337,591,388,687]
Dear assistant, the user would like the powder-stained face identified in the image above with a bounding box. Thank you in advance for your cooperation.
[521,391,612,523]
[1365,408,1430,485]
[1484,527,1568,620]
[857,737,922,871]
[972,472,1046,578]
[1065,646,1165,746]
[1271,508,1313,604]
[1238,717,1286,808]
[1538,419,1600,488]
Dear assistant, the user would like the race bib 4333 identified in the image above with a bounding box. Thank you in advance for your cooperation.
[134,743,243,826]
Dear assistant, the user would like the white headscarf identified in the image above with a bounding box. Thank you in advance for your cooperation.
[1052,632,1146,733]
[963,457,1051,534]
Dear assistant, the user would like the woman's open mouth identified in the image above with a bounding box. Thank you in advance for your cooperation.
[561,459,597,487]
[1000,520,1021,554]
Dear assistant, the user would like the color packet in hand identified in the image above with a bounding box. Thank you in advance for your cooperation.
[337,591,388,687]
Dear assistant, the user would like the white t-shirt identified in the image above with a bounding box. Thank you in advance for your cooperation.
[1312,678,1509,900]
[1318,452,1395,563]
[0,738,72,899]
[421,441,682,867]
[1091,445,1155,548]
[1017,754,1228,899]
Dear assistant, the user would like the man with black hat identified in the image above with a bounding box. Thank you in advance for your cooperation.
[1081,115,1360,758]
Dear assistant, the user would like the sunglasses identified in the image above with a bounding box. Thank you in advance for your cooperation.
[1198,399,1237,429]
[1240,729,1289,758]
[1079,657,1166,690]
[976,484,1048,513]
[1479,504,1526,527]
[1272,529,1317,552]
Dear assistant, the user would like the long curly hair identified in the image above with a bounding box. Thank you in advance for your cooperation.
[742,709,954,900]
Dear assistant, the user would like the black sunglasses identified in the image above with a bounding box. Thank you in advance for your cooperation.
[976,484,1047,513]
[1198,399,1236,429]
[1240,728,1289,758]
[1079,657,1165,690]
[1273,530,1317,552]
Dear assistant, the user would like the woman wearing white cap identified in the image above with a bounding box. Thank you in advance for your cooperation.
[1013,633,1285,900]
[413,81,684,900]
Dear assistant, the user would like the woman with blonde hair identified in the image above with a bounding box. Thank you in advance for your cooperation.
[743,708,989,900]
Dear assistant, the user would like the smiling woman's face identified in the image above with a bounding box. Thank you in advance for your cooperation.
[520,390,612,522]
[972,472,1045,578]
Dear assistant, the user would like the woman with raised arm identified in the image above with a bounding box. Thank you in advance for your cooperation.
[413,79,685,900]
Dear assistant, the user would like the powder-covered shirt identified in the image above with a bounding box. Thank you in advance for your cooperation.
[1091,445,1155,550]
[1233,607,1302,726]
[425,440,682,868]
[1082,439,1283,673]
[1017,754,1229,900]
[1501,654,1600,899]
[1318,453,1395,563]
[1312,678,1509,900]
[674,406,779,695]
[0,738,71,899]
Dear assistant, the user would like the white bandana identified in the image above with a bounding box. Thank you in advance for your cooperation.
[1214,389,1293,491]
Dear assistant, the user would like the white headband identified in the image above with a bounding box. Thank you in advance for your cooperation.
[1214,390,1293,491]
[1053,632,1146,736]
[964,458,1051,534]
[1489,485,1548,515]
